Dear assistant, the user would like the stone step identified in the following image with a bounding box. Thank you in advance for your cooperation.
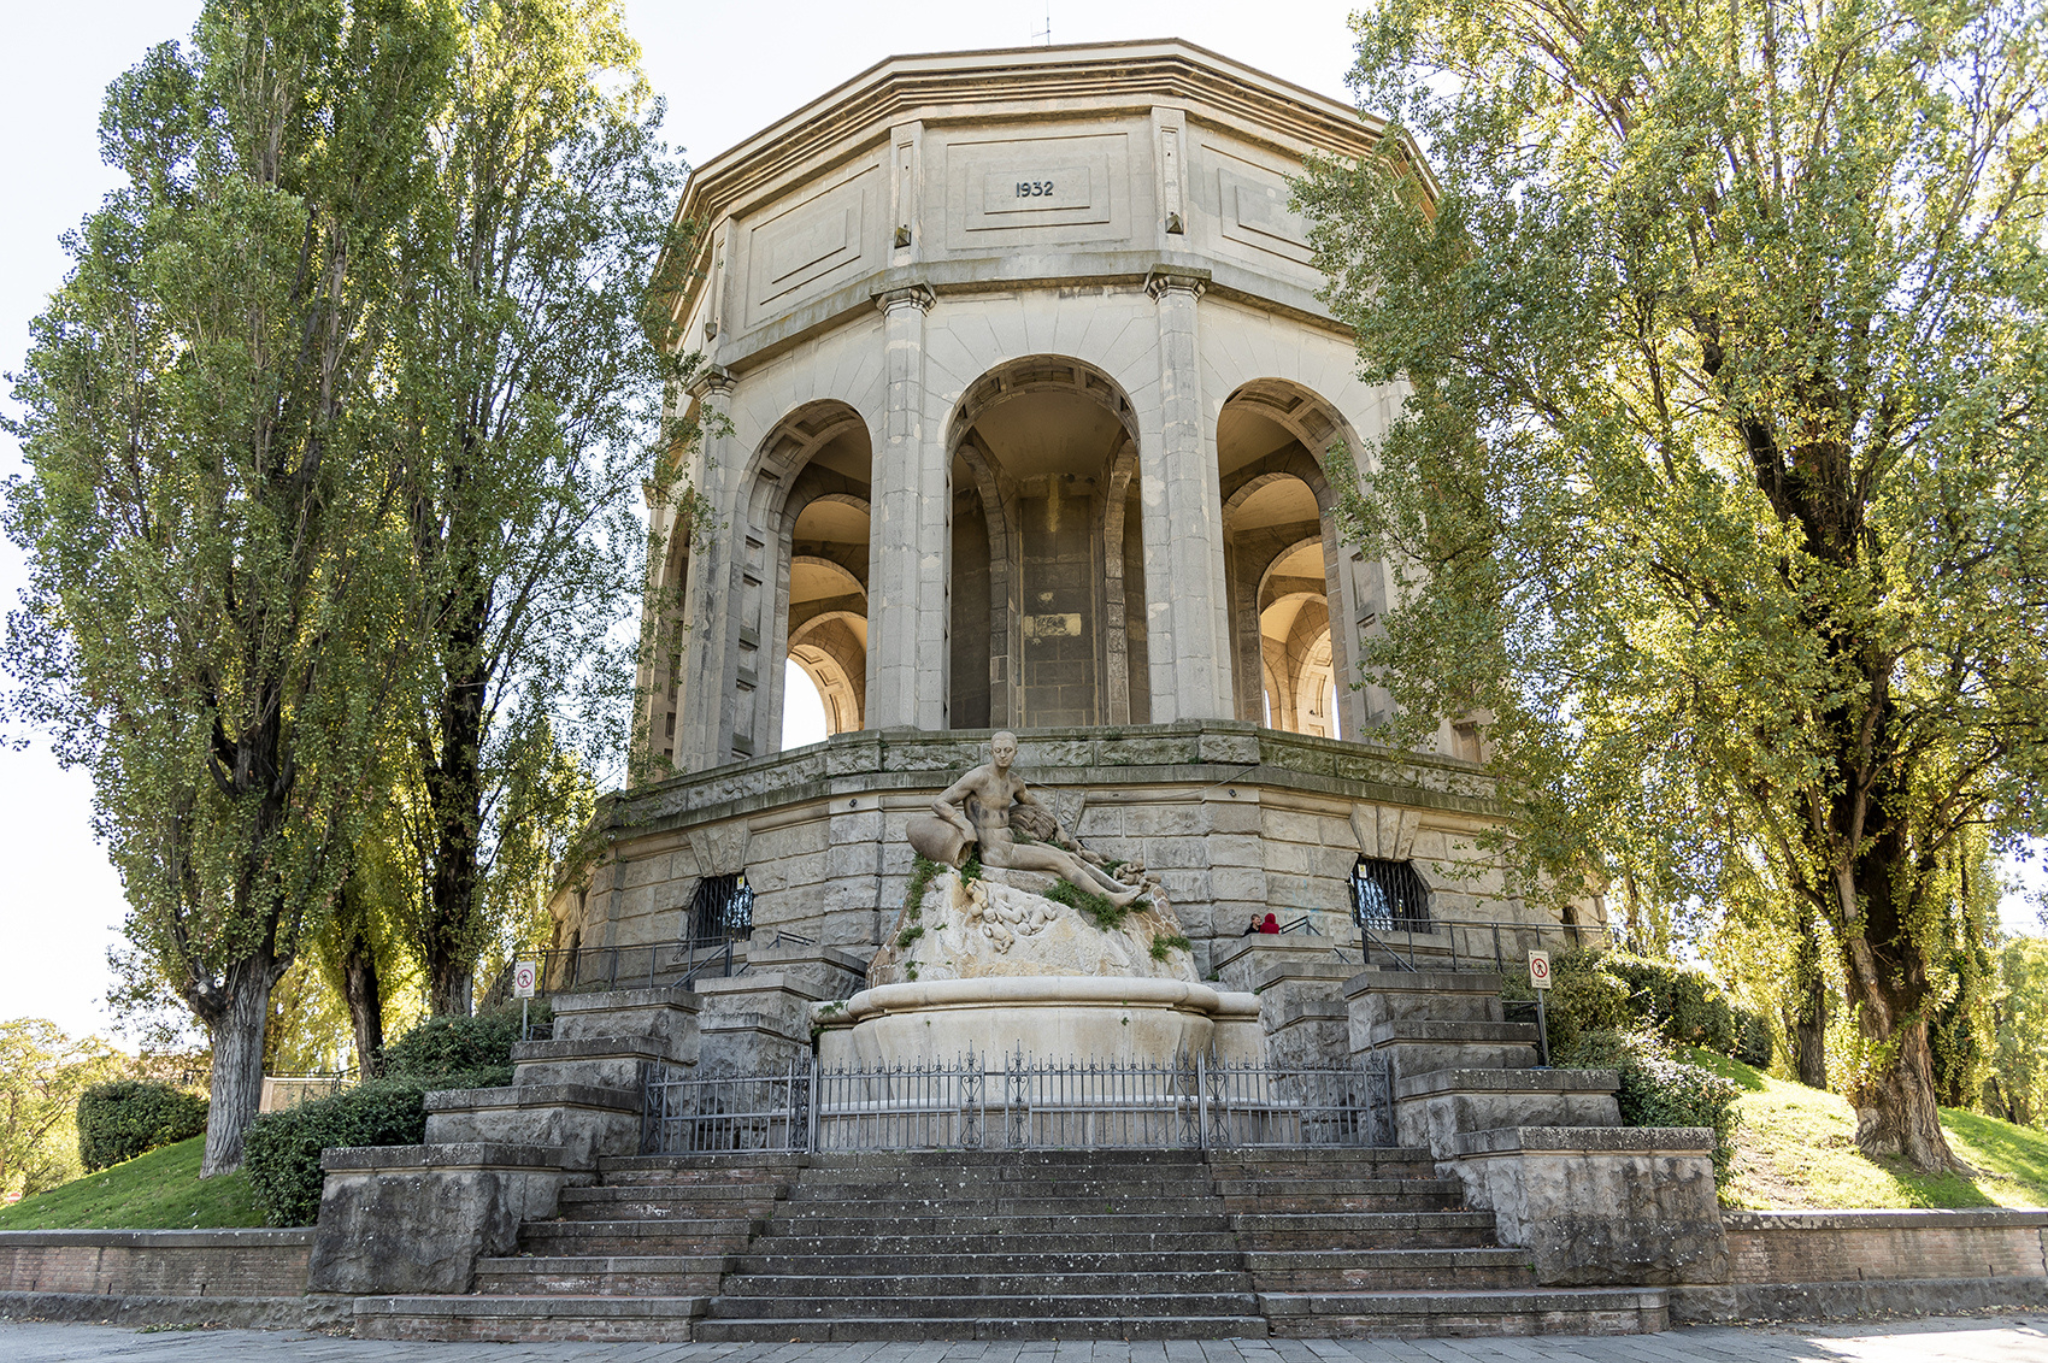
[759,1212,1232,1235]
[690,1314,1271,1342]
[557,1190,783,1220]
[801,1150,1211,1170]
[1214,1176,1457,1198]
[729,1250,1249,1276]
[708,1289,1262,1322]
[720,1270,1255,1298]
[599,1153,808,1182]
[734,1231,1244,1256]
[1242,1248,1536,1292]
[473,1255,730,1296]
[786,1176,1215,1197]
[354,1294,709,1343]
[567,1182,782,1204]
[517,1220,759,1256]
[1258,1287,1668,1338]
[772,1198,1229,1219]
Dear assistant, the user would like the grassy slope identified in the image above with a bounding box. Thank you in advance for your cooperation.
[0,1136,264,1231]
[1684,1048,2048,1210]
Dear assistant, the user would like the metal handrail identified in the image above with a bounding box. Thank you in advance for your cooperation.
[1358,917,1623,973]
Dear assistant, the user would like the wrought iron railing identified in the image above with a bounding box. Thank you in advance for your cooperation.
[640,1053,1394,1155]
[513,937,749,998]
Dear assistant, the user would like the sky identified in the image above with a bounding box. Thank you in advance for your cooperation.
[0,1,2039,1042]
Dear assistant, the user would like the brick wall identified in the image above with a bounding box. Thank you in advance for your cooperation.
[1723,1210,2048,1284]
[0,1229,312,1299]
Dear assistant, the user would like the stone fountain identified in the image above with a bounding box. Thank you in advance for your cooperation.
[814,732,1265,1068]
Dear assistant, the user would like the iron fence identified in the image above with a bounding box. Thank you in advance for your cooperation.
[640,1053,1392,1155]
[1360,918,1625,973]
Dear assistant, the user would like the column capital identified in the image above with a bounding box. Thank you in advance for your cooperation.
[873,282,936,315]
[685,364,736,401]
[1146,264,1211,300]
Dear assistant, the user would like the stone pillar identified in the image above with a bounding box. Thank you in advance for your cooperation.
[676,367,739,771]
[1142,265,1232,722]
[867,283,948,730]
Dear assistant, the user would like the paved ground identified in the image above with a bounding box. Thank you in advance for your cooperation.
[1,1319,2044,1363]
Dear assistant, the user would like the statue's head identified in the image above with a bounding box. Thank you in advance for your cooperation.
[990,730,1018,768]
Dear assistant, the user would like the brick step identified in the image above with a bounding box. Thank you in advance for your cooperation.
[473,1255,730,1296]
[1258,1287,1668,1338]
[1242,1248,1536,1292]
[758,1212,1231,1235]
[690,1314,1270,1342]
[719,1270,1255,1298]
[728,1250,1249,1276]
[354,1294,709,1343]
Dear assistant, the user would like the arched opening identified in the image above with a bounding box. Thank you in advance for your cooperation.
[946,357,1147,729]
[1217,380,1363,739]
[753,402,872,752]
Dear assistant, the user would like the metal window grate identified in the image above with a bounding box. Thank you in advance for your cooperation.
[1350,856,1431,930]
[689,871,754,943]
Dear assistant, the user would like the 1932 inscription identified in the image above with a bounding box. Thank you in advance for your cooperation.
[980,165,1093,217]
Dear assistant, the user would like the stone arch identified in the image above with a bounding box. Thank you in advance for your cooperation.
[1216,379,1366,736]
[737,400,874,754]
[945,355,1146,730]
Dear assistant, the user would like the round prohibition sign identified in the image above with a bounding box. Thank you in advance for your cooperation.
[512,961,538,996]
[1527,951,1552,988]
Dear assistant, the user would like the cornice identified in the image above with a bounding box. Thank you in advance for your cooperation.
[651,39,1425,348]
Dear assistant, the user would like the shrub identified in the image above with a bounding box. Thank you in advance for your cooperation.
[1541,951,1635,1055]
[244,1008,533,1227]
[77,1080,208,1172]
[1601,954,1737,1053]
[1559,1028,1742,1188]
[380,1010,528,1080]
[1732,1007,1775,1070]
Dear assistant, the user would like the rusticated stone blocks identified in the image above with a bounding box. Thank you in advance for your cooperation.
[307,1143,567,1296]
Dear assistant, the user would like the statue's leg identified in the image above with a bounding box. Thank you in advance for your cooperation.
[987,843,1142,907]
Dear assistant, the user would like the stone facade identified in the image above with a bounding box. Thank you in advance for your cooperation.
[544,40,1580,971]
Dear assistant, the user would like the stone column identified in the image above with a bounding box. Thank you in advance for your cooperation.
[1141,265,1233,722]
[867,283,948,730]
[676,366,740,771]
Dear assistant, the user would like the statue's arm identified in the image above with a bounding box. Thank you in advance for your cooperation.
[932,773,981,835]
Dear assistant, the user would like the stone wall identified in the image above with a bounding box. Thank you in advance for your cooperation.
[0,1229,329,1328]
[1670,1210,2048,1323]
[554,721,1532,973]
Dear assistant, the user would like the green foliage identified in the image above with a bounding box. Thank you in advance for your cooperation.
[1301,0,2048,1170]
[1601,955,1736,1054]
[243,1005,526,1225]
[0,1021,129,1199]
[1561,1029,1741,1189]
[896,924,925,950]
[1731,1008,1775,1072]
[902,855,943,919]
[76,1080,209,1174]
[960,856,984,883]
[379,1010,526,1081]
[0,1135,262,1231]
[1989,937,2048,1128]
[1149,933,1193,961]
[1046,878,1137,933]
[1539,954,1633,1055]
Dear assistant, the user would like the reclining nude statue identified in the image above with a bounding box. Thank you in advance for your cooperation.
[907,731,1142,907]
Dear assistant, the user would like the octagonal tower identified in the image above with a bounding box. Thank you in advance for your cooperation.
[544,41,1601,1009]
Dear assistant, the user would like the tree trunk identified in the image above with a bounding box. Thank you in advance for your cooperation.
[1848,1006,1958,1171]
[1793,917,1829,1090]
[1839,906,1965,1172]
[341,939,384,1077]
[200,957,274,1177]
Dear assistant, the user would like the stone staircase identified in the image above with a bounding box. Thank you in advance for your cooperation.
[358,1142,1664,1341]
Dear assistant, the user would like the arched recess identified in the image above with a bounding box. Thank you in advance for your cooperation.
[741,401,873,755]
[945,356,1148,728]
[1216,380,1373,740]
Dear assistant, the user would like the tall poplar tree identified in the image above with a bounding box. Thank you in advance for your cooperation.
[388,0,694,1015]
[1302,0,2048,1170]
[4,0,454,1173]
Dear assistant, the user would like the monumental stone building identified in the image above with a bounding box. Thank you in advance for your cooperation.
[545,38,1588,987]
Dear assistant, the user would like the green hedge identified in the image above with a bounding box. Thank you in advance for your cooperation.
[1542,949,1744,1059]
[77,1080,208,1172]
[1559,1028,1742,1186]
[1732,1007,1775,1069]
[244,1008,537,1227]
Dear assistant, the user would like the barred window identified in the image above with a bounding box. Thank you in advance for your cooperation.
[689,871,754,944]
[1349,857,1430,930]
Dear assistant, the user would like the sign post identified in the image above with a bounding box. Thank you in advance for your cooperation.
[513,960,537,1040]
[1527,950,1552,1068]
